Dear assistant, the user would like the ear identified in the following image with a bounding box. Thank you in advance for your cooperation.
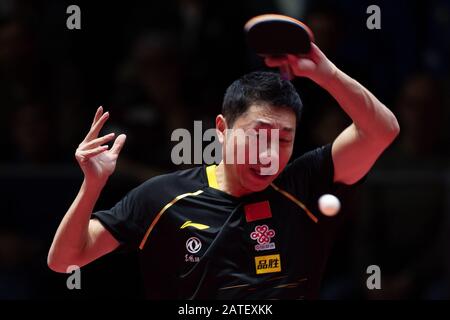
[216,114,228,144]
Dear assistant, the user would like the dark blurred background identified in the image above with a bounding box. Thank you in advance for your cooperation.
[0,0,449,299]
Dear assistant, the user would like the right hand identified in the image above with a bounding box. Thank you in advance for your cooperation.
[75,106,126,186]
[264,43,337,87]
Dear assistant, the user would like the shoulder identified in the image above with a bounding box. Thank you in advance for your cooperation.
[277,144,333,183]
[131,166,207,201]
[290,144,332,169]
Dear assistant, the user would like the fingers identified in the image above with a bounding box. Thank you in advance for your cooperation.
[285,54,316,75]
[264,56,288,67]
[84,111,110,142]
[110,134,127,155]
[265,55,312,78]
[82,132,115,150]
[91,106,103,128]
[76,145,109,163]
[293,55,316,71]
[265,52,315,67]
[286,55,301,68]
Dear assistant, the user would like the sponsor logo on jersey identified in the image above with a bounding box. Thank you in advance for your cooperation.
[186,237,202,254]
[255,254,281,274]
[244,201,272,222]
[250,224,276,251]
[185,254,200,263]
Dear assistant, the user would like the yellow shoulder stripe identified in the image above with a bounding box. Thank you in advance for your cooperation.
[206,165,219,189]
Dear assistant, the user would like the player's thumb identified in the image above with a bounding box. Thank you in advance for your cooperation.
[110,134,127,155]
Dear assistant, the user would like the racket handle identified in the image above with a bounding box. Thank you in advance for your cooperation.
[279,63,293,80]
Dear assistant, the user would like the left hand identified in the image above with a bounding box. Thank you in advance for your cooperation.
[264,43,337,86]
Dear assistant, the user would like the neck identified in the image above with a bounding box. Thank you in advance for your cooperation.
[215,161,249,197]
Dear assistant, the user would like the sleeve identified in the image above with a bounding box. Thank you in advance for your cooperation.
[91,178,162,251]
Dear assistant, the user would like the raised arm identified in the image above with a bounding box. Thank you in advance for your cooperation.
[265,44,400,184]
[47,107,126,273]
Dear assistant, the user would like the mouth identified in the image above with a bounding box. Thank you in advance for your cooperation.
[250,167,273,179]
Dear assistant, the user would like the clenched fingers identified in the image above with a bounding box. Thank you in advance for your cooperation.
[264,56,288,67]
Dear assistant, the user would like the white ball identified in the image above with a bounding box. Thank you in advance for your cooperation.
[318,194,341,216]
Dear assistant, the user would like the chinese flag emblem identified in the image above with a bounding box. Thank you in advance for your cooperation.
[244,201,272,222]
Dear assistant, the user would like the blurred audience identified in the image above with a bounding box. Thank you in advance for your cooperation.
[353,72,450,299]
[110,31,190,180]
[6,103,65,164]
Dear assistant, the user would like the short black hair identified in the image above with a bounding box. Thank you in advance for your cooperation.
[222,71,302,127]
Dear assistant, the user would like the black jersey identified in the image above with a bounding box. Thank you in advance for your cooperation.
[92,143,361,299]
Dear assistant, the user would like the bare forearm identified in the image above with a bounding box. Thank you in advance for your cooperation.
[48,179,105,270]
[320,68,399,140]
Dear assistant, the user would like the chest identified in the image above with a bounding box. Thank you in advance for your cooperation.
[142,191,323,295]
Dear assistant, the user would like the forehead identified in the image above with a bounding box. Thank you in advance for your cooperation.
[235,104,296,130]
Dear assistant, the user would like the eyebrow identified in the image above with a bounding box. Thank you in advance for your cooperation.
[253,120,295,132]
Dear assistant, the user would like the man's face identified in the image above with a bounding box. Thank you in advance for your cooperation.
[217,104,296,194]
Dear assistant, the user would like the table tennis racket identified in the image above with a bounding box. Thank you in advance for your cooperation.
[244,14,315,80]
